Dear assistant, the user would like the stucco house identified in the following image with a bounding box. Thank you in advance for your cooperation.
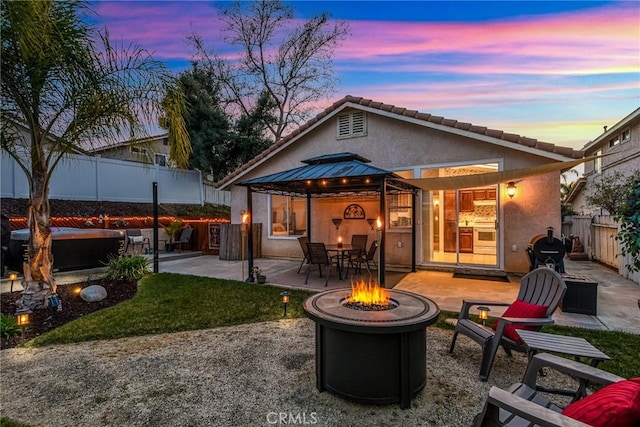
[218,96,584,275]
[89,132,173,167]
[565,107,640,216]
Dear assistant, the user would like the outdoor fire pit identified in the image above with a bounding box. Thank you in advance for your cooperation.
[303,281,440,409]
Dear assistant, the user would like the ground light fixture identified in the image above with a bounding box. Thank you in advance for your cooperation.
[506,182,517,199]
[8,272,18,292]
[280,291,291,317]
[14,308,32,343]
[477,306,490,326]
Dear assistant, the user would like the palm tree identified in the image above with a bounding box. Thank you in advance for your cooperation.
[560,169,579,202]
[1,1,191,309]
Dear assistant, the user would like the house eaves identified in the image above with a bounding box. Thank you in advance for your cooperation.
[216,95,585,190]
[86,132,170,153]
[564,176,587,204]
[581,107,640,153]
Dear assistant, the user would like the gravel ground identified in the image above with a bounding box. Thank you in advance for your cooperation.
[0,319,576,427]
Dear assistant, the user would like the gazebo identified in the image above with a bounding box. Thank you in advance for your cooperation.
[236,152,420,284]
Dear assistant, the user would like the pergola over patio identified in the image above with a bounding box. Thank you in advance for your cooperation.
[236,152,420,284]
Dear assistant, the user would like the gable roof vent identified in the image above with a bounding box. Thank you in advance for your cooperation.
[337,111,367,139]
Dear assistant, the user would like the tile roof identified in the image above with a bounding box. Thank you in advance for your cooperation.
[216,95,585,188]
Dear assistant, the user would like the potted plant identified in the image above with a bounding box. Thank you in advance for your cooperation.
[163,218,183,252]
[252,266,267,284]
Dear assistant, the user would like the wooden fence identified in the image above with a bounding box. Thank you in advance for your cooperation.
[564,214,639,284]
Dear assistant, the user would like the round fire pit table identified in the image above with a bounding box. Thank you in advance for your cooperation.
[303,288,440,409]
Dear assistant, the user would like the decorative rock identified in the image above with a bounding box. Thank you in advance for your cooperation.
[80,285,107,302]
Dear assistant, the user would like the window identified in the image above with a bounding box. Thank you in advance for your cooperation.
[609,135,619,147]
[155,154,167,167]
[594,149,602,174]
[621,128,630,143]
[130,146,147,155]
[270,195,306,237]
[162,137,169,146]
[389,193,413,229]
[337,111,367,139]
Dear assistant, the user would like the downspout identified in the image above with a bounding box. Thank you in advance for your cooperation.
[306,192,312,240]
[411,190,417,272]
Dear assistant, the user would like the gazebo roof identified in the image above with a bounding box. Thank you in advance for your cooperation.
[236,152,418,197]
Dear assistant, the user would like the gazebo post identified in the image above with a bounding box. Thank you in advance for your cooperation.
[306,193,312,240]
[246,186,254,282]
[411,190,417,272]
[379,179,386,286]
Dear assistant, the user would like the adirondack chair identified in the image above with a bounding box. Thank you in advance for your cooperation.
[473,353,637,427]
[305,242,332,286]
[297,236,310,274]
[449,267,567,381]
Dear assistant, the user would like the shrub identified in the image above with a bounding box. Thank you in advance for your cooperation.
[0,313,21,340]
[105,255,150,280]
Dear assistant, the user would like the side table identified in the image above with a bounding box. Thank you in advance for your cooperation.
[516,329,610,399]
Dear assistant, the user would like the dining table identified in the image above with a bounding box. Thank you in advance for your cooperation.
[325,243,353,280]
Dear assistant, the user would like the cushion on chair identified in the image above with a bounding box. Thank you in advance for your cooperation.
[130,236,144,243]
[561,377,640,427]
[492,299,548,344]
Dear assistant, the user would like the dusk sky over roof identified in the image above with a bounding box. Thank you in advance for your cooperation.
[91,1,639,150]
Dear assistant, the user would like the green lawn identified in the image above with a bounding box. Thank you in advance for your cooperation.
[25,273,640,379]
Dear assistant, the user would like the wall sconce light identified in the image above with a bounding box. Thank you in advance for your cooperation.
[8,272,18,292]
[366,218,375,230]
[477,306,490,326]
[506,182,517,199]
[332,218,342,230]
[280,291,291,317]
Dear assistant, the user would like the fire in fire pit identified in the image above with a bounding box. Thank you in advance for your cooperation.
[344,279,396,311]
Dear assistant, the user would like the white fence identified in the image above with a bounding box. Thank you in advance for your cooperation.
[1,153,230,206]
[564,214,640,284]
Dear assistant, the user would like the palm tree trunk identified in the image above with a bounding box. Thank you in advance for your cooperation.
[18,157,57,310]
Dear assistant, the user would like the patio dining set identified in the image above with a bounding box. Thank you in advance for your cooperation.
[297,234,378,285]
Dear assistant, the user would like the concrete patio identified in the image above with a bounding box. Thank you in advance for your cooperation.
[2,253,638,334]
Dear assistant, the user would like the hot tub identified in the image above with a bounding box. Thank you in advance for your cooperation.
[7,228,125,272]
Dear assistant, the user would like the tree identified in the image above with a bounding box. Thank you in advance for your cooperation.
[177,66,273,182]
[178,64,232,181]
[615,172,640,272]
[190,0,349,142]
[585,170,634,216]
[1,0,191,309]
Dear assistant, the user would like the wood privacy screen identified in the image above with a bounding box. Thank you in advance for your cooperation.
[219,223,262,260]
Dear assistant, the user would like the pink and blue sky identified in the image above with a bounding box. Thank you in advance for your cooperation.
[91,1,639,150]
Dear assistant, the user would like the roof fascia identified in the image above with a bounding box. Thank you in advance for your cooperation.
[582,107,640,153]
[347,102,574,162]
[218,104,352,190]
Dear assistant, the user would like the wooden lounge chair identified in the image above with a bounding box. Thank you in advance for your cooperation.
[473,353,633,427]
[449,267,567,381]
[297,236,310,274]
[305,242,332,286]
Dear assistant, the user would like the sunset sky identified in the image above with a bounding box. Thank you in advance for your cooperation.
[90,1,640,150]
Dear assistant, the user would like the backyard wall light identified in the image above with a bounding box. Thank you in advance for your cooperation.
[280,291,291,317]
[506,182,517,199]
